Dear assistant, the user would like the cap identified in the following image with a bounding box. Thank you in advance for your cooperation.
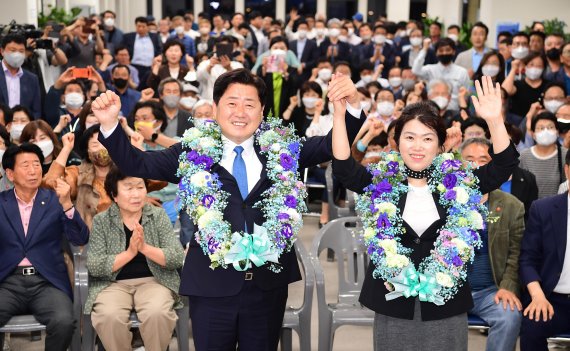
[352,13,363,21]
[182,82,199,94]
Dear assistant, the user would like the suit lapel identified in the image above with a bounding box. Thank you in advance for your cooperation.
[552,194,568,266]
[247,144,268,200]
[0,70,8,104]
[487,191,502,245]
[2,190,26,244]
[25,189,50,244]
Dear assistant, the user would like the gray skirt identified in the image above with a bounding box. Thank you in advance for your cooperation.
[373,298,467,351]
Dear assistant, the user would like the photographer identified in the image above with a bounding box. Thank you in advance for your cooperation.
[61,17,104,68]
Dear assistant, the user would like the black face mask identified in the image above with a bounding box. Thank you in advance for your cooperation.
[546,48,561,60]
[437,54,454,65]
[113,78,128,89]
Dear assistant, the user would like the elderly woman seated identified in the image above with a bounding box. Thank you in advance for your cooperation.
[84,166,184,351]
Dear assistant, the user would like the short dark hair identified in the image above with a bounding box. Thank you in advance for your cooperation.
[135,16,149,25]
[10,105,33,122]
[359,23,373,32]
[0,124,11,149]
[212,68,266,106]
[499,37,513,46]
[471,22,489,37]
[102,10,116,18]
[248,11,262,21]
[497,31,513,40]
[513,31,530,42]
[543,81,567,97]
[111,63,131,75]
[461,117,490,138]
[130,101,168,133]
[1,33,26,49]
[435,37,456,51]
[269,36,288,49]
[105,165,130,198]
[529,30,546,41]
[114,45,129,56]
[78,123,102,162]
[300,81,322,102]
[430,21,442,30]
[522,51,546,68]
[531,111,558,132]
[447,24,460,32]
[0,103,12,124]
[2,143,43,171]
[162,39,185,57]
[393,102,446,147]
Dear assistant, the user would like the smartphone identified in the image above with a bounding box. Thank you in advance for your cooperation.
[266,55,284,73]
[215,43,233,58]
[72,67,91,79]
[35,39,53,50]
[82,19,95,34]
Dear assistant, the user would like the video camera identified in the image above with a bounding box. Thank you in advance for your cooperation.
[0,20,43,42]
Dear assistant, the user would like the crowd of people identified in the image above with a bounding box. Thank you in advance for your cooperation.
[0,6,569,351]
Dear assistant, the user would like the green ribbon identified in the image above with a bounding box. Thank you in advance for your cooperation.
[224,224,279,271]
[385,264,445,306]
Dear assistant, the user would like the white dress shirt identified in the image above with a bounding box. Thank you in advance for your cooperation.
[196,59,244,100]
[554,196,570,293]
[219,135,262,195]
[2,60,23,108]
[402,185,440,236]
[131,34,154,67]
[296,38,307,61]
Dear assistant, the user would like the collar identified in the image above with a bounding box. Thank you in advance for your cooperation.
[2,60,23,77]
[14,188,38,206]
[135,33,149,40]
[221,134,255,159]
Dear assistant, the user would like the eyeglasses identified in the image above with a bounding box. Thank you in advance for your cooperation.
[535,125,556,132]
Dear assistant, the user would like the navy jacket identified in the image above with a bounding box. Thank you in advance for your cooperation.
[289,39,319,79]
[0,188,89,298]
[0,67,41,119]
[520,194,568,301]
[99,108,365,297]
[122,32,162,65]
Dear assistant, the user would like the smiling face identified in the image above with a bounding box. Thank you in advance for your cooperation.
[213,83,263,144]
[398,119,440,171]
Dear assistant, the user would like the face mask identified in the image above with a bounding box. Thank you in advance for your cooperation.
[431,96,449,110]
[448,34,458,42]
[525,67,543,80]
[437,54,454,65]
[113,78,128,89]
[361,100,372,112]
[364,151,382,158]
[199,27,210,35]
[544,100,564,114]
[481,64,500,77]
[3,52,25,69]
[361,75,373,84]
[134,120,156,131]
[373,35,386,44]
[316,28,325,37]
[546,48,561,60]
[410,37,422,47]
[162,95,181,108]
[361,34,372,41]
[180,96,197,109]
[389,77,402,88]
[329,28,340,38]
[271,49,287,57]
[348,28,354,36]
[302,97,318,108]
[512,46,529,60]
[89,149,112,167]
[104,18,115,27]
[377,101,394,116]
[534,129,558,146]
[338,35,348,43]
[318,68,332,82]
[65,92,84,109]
[10,123,25,141]
[35,140,54,158]
[402,79,416,92]
[175,26,185,35]
[297,30,307,39]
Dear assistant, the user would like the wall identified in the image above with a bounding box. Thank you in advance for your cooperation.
[0,0,38,27]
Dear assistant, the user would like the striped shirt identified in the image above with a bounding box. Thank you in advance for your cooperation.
[520,146,567,199]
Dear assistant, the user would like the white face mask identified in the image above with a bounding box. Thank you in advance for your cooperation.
[448,34,459,42]
[10,123,26,141]
[544,100,564,114]
[373,35,386,44]
[361,34,372,41]
[360,100,372,112]
[3,52,25,69]
[35,139,54,158]
[431,96,449,110]
[316,28,326,37]
[270,49,287,57]
[338,35,348,43]
[481,64,500,77]
[180,96,198,109]
[199,27,210,35]
[512,46,529,60]
[302,97,319,108]
[364,151,382,158]
[389,77,402,88]
[65,92,84,109]
[348,28,354,36]
[318,68,332,82]
[525,67,543,80]
[297,30,307,39]
[409,37,423,47]
[534,129,558,146]
[175,26,185,35]
[328,28,340,38]
[361,75,373,84]
[377,101,394,116]
[104,18,115,27]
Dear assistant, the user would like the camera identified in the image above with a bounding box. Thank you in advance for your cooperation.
[0,20,43,42]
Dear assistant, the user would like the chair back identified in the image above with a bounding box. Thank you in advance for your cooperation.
[325,165,356,220]
[293,240,315,315]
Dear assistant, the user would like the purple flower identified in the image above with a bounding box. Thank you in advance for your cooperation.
[376,179,392,194]
[284,195,297,208]
[186,150,199,162]
[288,142,300,155]
[377,213,391,229]
[469,194,481,204]
[443,173,457,189]
[444,190,457,201]
[207,238,220,254]
[452,255,463,266]
[277,212,290,221]
[387,161,399,175]
[201,195,215,208]
[368,246,384,256]
[441,159,461,172]
[280,153,295,171]
[280,224,293,238]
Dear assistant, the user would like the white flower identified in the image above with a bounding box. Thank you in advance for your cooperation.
[275,164,283,172]
[454,186,469,204]
[436,272,454,288]
[363,228,376,241]
[385,253,409,268]
[185,128,203,140]
[468,210,484,230]
[199,137,216,149]
[190,171,211,188]
[271,143,282,152]
[379,239,398,254]
[451,238,469,252]
[441,153,454,161]
[376,202,397,217]
[437,184,446,193]
[285,208,301,222]
[258,130,279,146]
[385,154,397,162]
[198,210,223,229]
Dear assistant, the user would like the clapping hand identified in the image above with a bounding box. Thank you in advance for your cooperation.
[472,76,502,124]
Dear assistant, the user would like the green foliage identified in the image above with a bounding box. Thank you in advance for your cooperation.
[459,22,473,49]
[524,18,570,41]
[37,5,82,28]
[421,14,444,38]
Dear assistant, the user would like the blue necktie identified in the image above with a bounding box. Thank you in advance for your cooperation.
[233,146,248,200]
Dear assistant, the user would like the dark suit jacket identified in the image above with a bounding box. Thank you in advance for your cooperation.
[0,188,89,298]
[147,64,190,93]
[520,193,568,301]
[319,39,351,64]
[99,108,365,297]
[289,39,319,79]
[352,42,397,78]
[122,32,162,65]
[510,166,539,220]
[0,68,41,119]
[175,109,193,137]
[400,48,438,68]
[333,143,520,320]
[258,68,299,118]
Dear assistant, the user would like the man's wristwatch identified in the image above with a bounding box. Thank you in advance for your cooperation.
[151,133,158,142]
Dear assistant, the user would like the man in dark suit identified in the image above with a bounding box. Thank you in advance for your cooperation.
[0,34,41,118]
[91,68,365,350]
[354,25,397,79]
[122,16,162,90]
[519,150,570,351]
[0,143,89,351]
[289,20,319,81]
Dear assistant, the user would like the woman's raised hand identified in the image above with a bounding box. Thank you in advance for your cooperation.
[472,76,502,123]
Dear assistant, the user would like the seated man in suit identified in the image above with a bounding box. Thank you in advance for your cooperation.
[461,138,525,351]
[0,34,41,118]
[0,143,89,351]
[91,68,365,350]
[519,150,570,351]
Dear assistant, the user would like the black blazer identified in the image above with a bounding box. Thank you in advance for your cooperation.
[289,39,319,79]
[257,67,300,118]
[0,68,41,119]
[399,48,438,67]
[99,108,365,297]
[510,166,538,220]
[122,32,162,65]
[319,39,351,64]
[332,143,520,320]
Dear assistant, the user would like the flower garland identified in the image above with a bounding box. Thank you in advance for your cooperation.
[176,116,307,272]
[355,152,487,304]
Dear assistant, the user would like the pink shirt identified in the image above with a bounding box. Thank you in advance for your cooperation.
[15,188,75,266]
[2,60,23,108]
